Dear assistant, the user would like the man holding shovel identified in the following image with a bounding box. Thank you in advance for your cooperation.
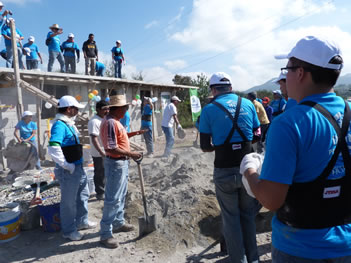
[99,95,142,248]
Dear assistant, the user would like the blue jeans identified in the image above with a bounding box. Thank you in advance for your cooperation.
[48,50,65,72]
[214,166,259,263]
[114,60,122,78]
[26,60,39,70]
[162,126,174,156]
[272,246,351,263]
[54,164,89,235]
[100,158,129,240]
[142,126,153,154]
[6,46,25,69]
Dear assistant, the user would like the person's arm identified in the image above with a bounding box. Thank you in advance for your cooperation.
[148,99,153,109]
[127,130,146,138]
[90,135,105,157]
[37,50,43,64]
[24,129,36,142]
[14,128,22,142]
[105,148,141,160]
[200,133,214,152]
[82,42,87,59]
[173,114,180,127]
[76,48,80,62]
[244,168,289,211]
[49,29,63,38]
[95,44,98,60]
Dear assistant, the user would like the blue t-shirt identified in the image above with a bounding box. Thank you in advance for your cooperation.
[260,93,351,259]
[111,47,123,61]
[270,98,287,119]
[49,120,83,164]
[141,104,152,128]
[199,93,260,145]
[120,111,130,132]
[2,26,22,47]
[96,61,105,71]
[47,31,61,52]
[23,42,39,61]
[15,120,37,142]
[61,41,79,57]
[284,98,297,111]
[263,105,273,122]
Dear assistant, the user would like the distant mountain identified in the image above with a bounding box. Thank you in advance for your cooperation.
[245,73,351,93]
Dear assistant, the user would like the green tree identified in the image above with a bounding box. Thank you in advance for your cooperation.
[131,71,144,81]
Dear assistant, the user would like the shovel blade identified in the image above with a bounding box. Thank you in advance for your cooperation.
[138,214,157,237]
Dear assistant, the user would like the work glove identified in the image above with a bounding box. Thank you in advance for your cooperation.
[48,146,75,174]
[177,124,182,130]
[77,58,80,63]
[239,153,264,198]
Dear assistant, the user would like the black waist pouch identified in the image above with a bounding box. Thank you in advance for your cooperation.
[214,141,253,168]
[61,144,83,163]
[142,115,152,121]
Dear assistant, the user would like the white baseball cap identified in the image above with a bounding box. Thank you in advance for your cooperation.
[273,90,282,95]
[275,35,343,70]
[68,33,74,38]
[22,111,34,117]
[273,72,286,84]
[116,40,121,44]
[0,2,4,7]
[171,96,181,102]
[209,72,232,86]
[28,36,35,42]
[58,95,84,108]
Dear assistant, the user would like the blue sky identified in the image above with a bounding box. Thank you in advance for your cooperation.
[1,0,351,90]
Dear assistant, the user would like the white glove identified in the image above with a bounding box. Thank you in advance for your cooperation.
[77,58,80,63]
[48,146,75,174]
[240,153,264,198]
[177,124,182,129]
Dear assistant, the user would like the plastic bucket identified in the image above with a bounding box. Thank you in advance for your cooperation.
[0,202,21,243]
[38,203,61,232]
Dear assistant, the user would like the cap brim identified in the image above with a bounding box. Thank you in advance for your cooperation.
[274,54,289,60]
[108,103,129,107]
[75,103,85,109]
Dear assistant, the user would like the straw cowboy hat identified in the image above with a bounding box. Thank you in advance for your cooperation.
[49,24,60,30]
[108,95,129,107]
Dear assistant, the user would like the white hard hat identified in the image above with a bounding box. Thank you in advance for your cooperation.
[58,95,84,108]
[68,33,74,38]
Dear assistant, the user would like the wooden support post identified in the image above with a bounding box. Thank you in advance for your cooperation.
[10,19,23,121]
[36,80,44,160]
[150,87,155,142]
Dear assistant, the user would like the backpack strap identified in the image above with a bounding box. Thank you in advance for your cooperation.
[212,96,249,143]
[300,100,351,180]
[58,120,79,145]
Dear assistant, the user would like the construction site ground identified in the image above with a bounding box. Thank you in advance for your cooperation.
[0,128,273,263]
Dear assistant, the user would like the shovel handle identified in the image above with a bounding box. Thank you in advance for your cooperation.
[134,152,144,164]
[137,162,149,218]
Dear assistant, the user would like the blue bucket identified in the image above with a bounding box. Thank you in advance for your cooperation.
[38,203,61,232]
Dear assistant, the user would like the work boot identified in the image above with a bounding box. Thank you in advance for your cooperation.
[100,237,119,248]
[77,221,97,231]
[112,223,135,233]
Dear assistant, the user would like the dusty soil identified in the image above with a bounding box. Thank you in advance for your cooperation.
[0,128,273,263]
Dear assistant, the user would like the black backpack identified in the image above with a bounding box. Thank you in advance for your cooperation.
[45,37,52,46]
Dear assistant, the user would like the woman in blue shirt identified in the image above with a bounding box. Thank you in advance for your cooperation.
[14,111,41,169]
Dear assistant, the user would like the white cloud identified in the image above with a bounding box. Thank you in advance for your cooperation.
[164,59,187,70]
[143,66,174,84]
[145,20,159,29]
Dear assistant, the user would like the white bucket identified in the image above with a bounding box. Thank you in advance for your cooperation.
[0,202,21,243]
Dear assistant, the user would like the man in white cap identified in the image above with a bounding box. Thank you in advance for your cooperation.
[46,24,64,72]
[111,40,125,78]
[199,72,260,263]
[274,72,297,111]
[0,2,11,28]
[23,36,43,70]
[48,95,96,241]
[61,33,80,73]
[270,89,286,120]
[241,36,351,261]
[99,95,142,248]
[161,95,182,157]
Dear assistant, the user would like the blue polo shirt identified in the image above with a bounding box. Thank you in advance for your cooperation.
[23,42,39,61]
[47,31,61,52]
[2,26,22,47]
[120,111,130,132]
[49,120,83,164]
[15,120,37,142]
[270,98,286,118]
[111,46,123,61]
[61,41,79,57]
[260,92,351,259]
[141,104,152,128]
[199,93,260,145]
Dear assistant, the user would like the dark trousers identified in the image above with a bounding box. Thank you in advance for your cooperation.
[92,156,105,195]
